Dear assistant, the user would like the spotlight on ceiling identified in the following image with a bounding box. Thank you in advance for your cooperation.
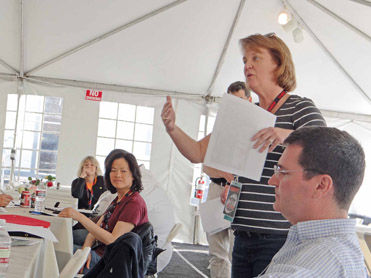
[293,27,304,43]
[282,19,297,33]
[278,11,290,25]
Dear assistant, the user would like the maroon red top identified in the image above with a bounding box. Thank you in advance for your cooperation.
[95,191,148,256]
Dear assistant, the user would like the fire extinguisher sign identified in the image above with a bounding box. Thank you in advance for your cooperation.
[85,89,102,102]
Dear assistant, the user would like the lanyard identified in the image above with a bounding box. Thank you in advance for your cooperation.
[86,177,97,209]
[267,90,286,112]
[102,190,133,230]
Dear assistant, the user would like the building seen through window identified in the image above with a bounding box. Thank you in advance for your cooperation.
[96,101,154,169]
[1,94,63,185]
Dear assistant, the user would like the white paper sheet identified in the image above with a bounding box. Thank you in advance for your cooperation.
[204,94,276,181]
[199,198,231,235]
[5,223,58,242]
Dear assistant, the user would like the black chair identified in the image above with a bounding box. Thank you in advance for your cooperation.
[132,222,165,276]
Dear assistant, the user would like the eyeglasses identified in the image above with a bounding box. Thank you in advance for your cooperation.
[273,165,324,177]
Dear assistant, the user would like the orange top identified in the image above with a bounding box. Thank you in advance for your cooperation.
[86,177,97,192]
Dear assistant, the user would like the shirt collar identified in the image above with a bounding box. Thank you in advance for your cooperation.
[289,218,357,242]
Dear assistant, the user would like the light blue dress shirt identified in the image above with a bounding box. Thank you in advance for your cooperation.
[257,218,368,278]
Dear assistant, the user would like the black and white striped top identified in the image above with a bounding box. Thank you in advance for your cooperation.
[231,95,326,235]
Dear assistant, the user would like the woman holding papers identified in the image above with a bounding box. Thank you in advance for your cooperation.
[161,33,326,278]
[60,149,148,274]
[71,156,106,210]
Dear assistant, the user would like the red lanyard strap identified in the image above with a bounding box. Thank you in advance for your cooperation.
[267,90,286,112]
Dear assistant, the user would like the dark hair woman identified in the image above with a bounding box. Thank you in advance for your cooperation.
[59,149,148,274]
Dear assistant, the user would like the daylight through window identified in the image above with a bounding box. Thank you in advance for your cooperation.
[96,101,154,169]
[1,94,63,184]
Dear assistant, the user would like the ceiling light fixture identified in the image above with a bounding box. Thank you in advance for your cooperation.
[293,27,304,43]
[278,11,290,25]
[282,19,297,32]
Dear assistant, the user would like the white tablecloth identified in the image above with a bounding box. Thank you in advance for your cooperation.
[2,207,73,272]
[7,237,59,278]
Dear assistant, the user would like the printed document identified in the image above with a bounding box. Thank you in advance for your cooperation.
[204,94,276,181]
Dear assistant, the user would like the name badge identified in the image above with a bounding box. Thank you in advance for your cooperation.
[223,180,242,222]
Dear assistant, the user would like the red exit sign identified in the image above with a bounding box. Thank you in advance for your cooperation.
[85,89,102,101]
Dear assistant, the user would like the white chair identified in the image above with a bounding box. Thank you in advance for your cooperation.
[356,226,371,275]
[163,223,183,247]
[145,223,183,278]
[60,247,91,278]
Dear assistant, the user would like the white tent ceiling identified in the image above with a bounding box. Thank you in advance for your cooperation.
[0,0,370,115]
[0,0,371,243]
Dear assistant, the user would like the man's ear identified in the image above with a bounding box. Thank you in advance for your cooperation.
[312,174,333,199]
[248,96,252,102]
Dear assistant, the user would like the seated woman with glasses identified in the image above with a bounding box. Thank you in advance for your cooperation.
[59,149,148,274]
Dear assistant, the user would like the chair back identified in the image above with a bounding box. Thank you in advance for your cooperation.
[132,222,164,275]
[356,226,371,275]
[60,247,91,278]
[164,223,183,247]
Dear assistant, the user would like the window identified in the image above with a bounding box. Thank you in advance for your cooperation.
[192,114,216,182]
[1,94,63,183]
[96,101,154,169]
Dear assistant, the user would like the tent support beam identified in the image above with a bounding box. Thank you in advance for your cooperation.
[25,0,187,76]
[0,73,18,81]
[0,61,18,75]
[205,0,246,96]
[308,0,371,43]
[20,0,24,77]
[321,109,371,123]
[285,0,371,107]
[348,0,371,7]
[25,75,203,100]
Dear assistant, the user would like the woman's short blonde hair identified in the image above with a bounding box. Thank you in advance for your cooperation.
[239,33,296,92]
[77,156,102,177]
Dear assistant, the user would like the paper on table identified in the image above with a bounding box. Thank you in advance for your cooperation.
[199,198,230,235]
[204,94,276,181]
[46,207,93,214]
[5,223,58,242]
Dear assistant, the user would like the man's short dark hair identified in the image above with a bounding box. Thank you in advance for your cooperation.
[227,81,251,98]
[284,127,365,210]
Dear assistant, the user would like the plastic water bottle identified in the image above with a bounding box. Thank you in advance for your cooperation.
[0,219,11,277]
[35,182,46,212]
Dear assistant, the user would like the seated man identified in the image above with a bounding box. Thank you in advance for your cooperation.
[258,126,367,277]
[0,194,13,207]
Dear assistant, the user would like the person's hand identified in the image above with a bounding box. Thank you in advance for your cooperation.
[161,96,176,133]
[80,170,87,179]
[58,207,81,221]
[251,127,292,153]
[220,184,230,204]
[0,194,13,207]
[79,252,91,274]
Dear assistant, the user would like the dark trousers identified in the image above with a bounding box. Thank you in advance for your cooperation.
[231,231,286,278]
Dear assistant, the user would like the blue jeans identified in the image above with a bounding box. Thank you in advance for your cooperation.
[73,242,102,274]
[231,231,286,278]
[83,250,102,274]
[73,229,89,246]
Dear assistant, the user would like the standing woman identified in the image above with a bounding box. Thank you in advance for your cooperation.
[161,33,326,278]
[60,150,148,273]
[71,156,106,210]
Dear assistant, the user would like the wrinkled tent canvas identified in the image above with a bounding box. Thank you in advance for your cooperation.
[0,0,370,243]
